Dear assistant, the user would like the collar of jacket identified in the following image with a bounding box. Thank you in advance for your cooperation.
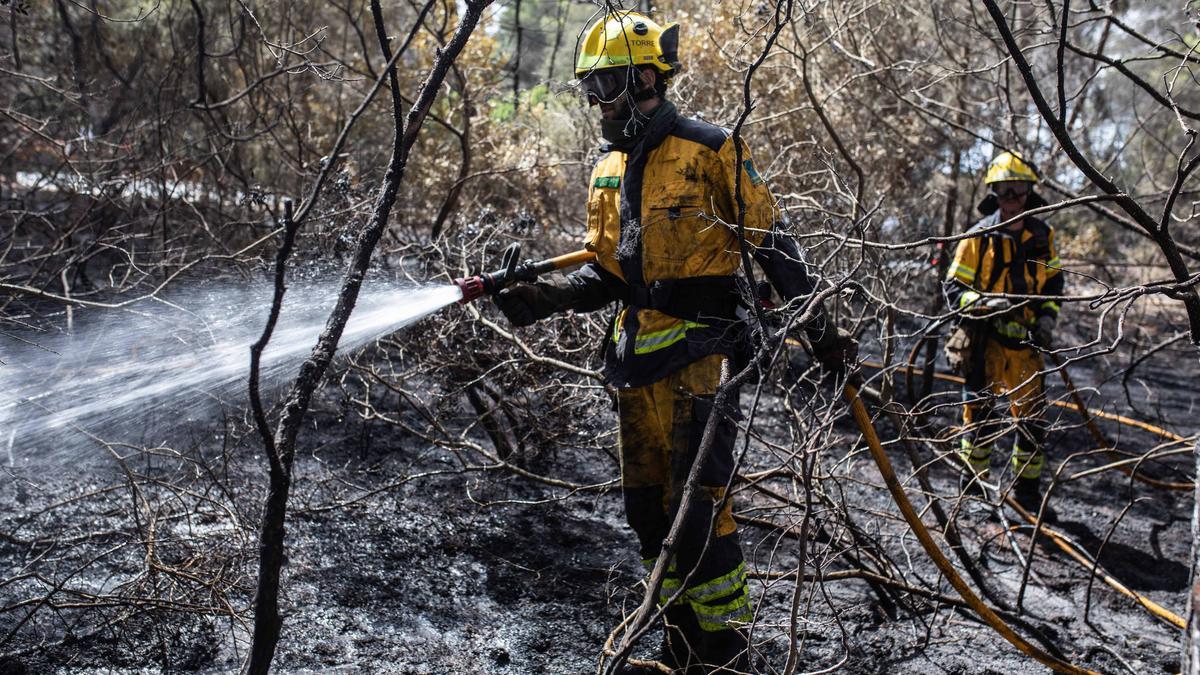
[600,100,677,154]
[982,210,1047,240]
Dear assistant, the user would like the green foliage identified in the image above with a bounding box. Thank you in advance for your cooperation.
[488,82,553,122]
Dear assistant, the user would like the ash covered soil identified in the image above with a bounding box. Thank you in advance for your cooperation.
[2,346,1196,674]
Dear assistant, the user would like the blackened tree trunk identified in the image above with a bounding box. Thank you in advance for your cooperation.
[245,2,494,672]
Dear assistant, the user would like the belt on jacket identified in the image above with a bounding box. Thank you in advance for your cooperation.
[624,276,742,324]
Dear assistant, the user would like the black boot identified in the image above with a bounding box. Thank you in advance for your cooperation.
[663,603,702,672]
[697,628,751,673]
[1013,477,1054,520]
[617,604,703,674]
[0,657,26,675]
[958,471,989,500]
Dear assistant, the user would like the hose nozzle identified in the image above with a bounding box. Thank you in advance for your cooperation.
[451,243,596,305]
[452,242,522,304]
[453,275,490,303]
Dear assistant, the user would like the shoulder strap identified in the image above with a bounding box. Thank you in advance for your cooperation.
[1017,219,1051,281]
[985,234,1007,293]
[975,234,994,292]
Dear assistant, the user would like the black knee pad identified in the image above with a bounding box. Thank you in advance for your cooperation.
[671,494,743,583]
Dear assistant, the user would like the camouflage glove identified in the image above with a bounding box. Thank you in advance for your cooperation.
[1034,315,1055,349]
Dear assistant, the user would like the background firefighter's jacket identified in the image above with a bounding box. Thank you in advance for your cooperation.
[552,102,829,387]
[943,211,1064,350]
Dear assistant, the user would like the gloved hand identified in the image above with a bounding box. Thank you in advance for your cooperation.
[810,326,858,379]
[971,296,1014,317]
[492,279,574,327]
[1033,315,1055,348]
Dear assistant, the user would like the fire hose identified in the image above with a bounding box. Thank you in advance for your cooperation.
[844,383,1096,674]
[862,358,1193,490]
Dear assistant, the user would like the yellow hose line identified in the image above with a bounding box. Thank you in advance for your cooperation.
[857,358,1194,490]
[1045,352,1191,491]
[857,358,1190,445]
[1053,401,1191,446]
[844,384,1095,674]
[1005,498,1186,630]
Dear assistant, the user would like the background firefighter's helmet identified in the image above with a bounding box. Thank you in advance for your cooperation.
[574,11,680,78]
[984,151,1040,184]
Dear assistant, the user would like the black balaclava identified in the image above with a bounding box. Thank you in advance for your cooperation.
[599,68,663,151]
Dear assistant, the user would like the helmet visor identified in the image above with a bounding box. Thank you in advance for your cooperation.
[992,181,1031,200]
[579,68,632,106]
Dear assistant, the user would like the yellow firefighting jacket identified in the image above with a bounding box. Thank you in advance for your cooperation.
[560,103,824,387]
[944,212,1064,347]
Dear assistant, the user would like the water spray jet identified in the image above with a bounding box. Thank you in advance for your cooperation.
[0,244,594,469]
[1,281,460,467]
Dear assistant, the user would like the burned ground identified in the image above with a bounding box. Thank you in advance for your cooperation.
[4,1,1200,672]
[1,337,1194,674]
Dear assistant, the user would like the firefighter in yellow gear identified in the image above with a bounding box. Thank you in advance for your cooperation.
[493,10,852,673]
[944,151,1064,511]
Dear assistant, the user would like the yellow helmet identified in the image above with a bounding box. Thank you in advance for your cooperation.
[984,151,1039,184]
[574,11,680,79]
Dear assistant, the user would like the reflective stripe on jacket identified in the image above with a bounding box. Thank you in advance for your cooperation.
[944,212,1064,347]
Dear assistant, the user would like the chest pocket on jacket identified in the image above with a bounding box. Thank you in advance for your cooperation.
[641,179,710,274]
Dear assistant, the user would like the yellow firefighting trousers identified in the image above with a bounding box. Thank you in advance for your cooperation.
[618,355,751,633]
[960,340,1048,480]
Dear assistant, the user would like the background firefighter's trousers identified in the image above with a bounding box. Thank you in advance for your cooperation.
[617,354,751,642]
[959,338,1048,480]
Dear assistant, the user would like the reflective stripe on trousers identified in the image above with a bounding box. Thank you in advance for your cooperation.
[644,557,752,632]
[960,339,1048,480]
